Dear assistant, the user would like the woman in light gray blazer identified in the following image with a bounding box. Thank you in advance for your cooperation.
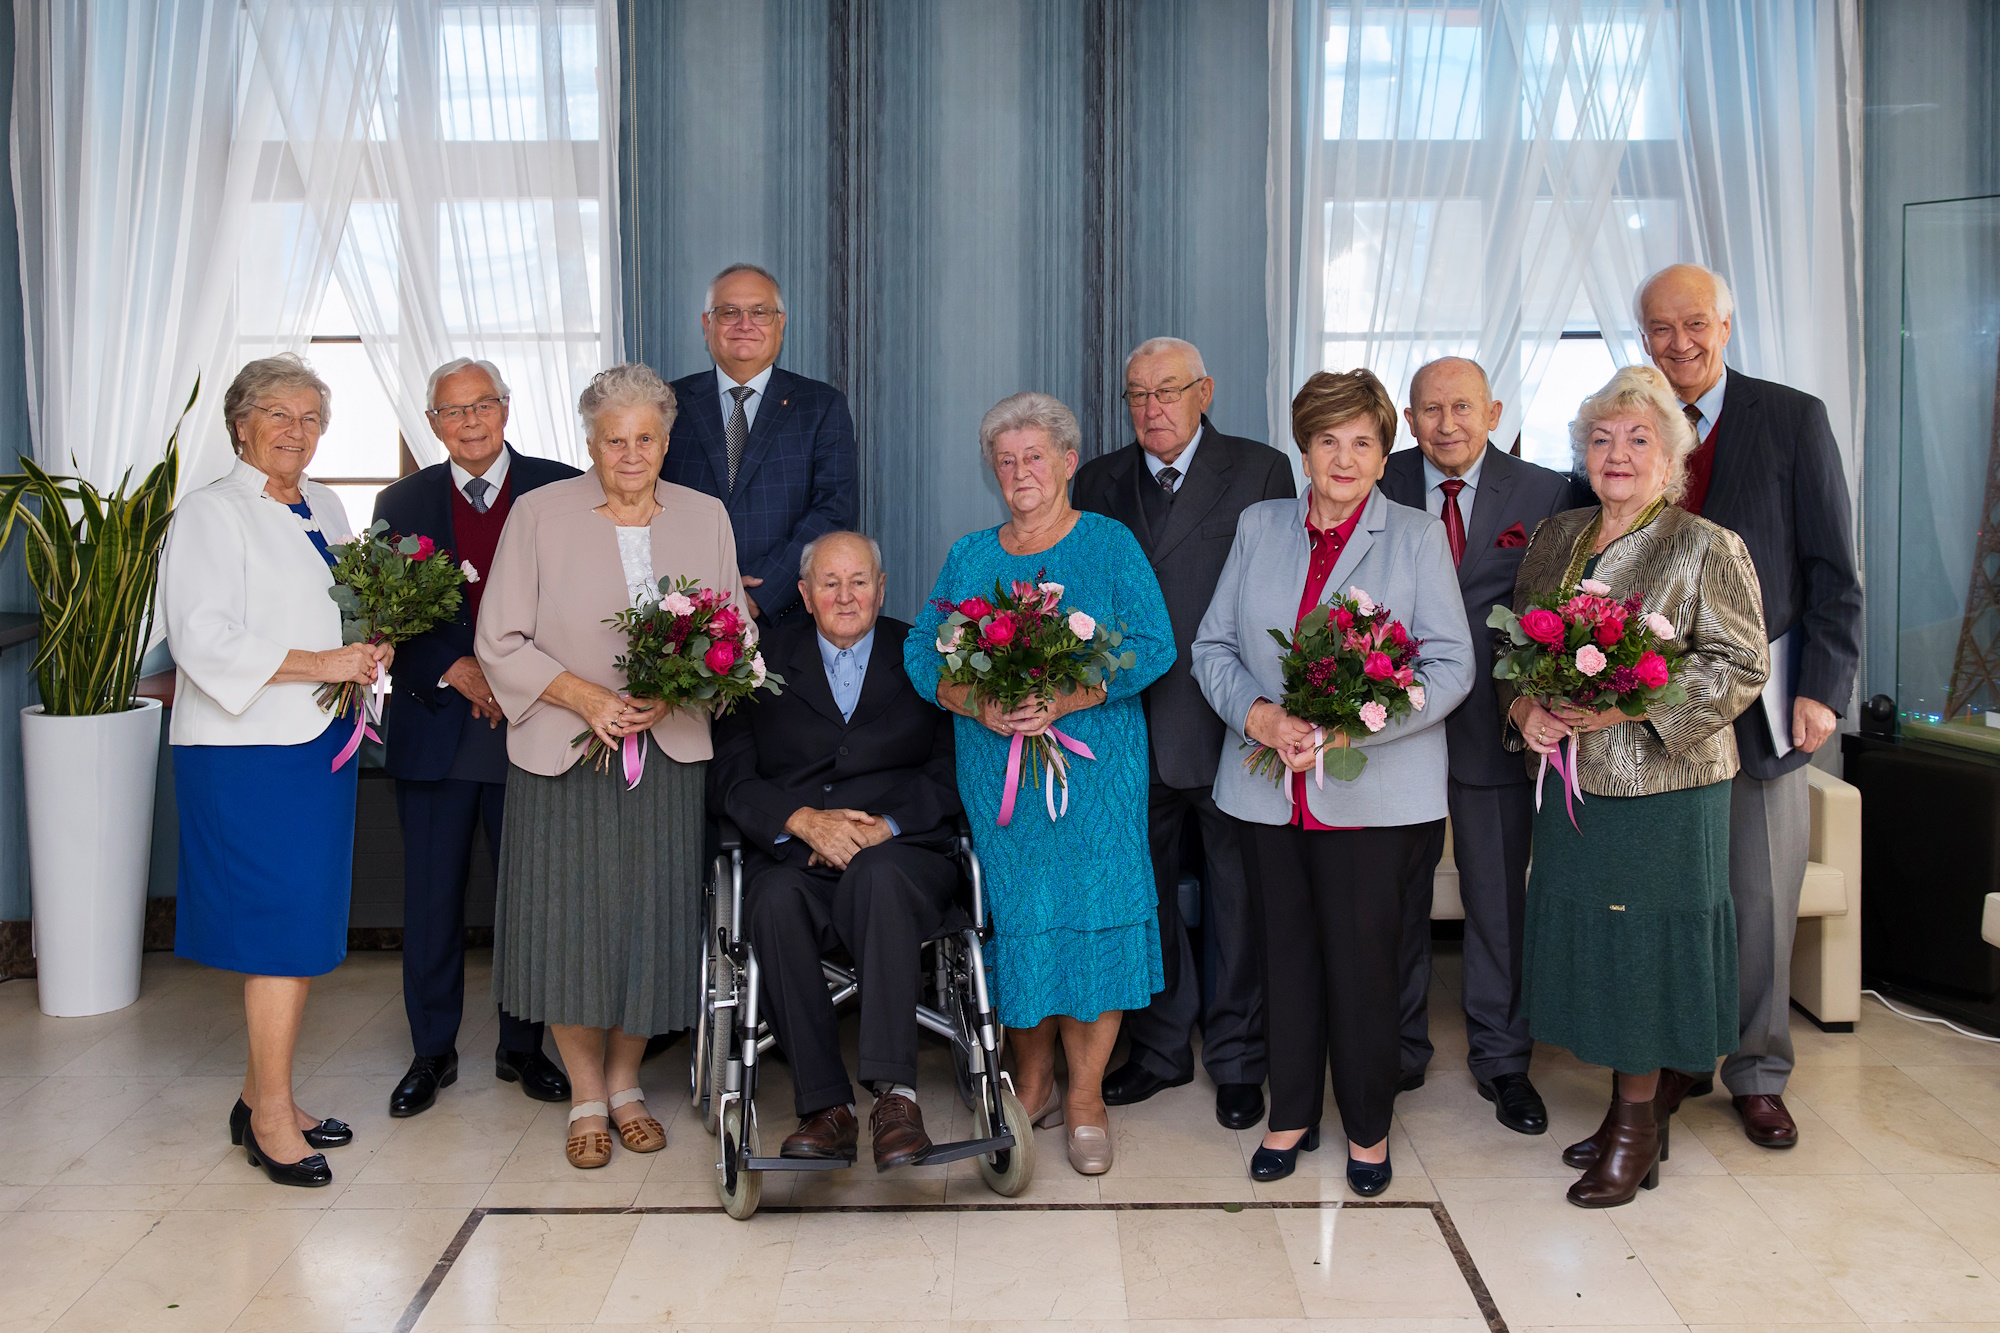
[1193,369,1472,1194]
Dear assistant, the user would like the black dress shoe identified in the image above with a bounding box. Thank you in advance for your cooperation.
[390,1051,458,1118]
[229,1099,351,1150]
[1346,1151,1393,1197]
[1100,1061,1192,1107]
[1477,1072,1549,1136]
[495,1047,571,1102]
[1249,1124,1320,1182]
[1397,1069,1426,1093]
[242,1122,332,1188]
[1215,1082,1266,1131]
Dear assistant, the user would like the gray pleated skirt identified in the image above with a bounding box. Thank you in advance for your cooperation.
[492,754,706,1034]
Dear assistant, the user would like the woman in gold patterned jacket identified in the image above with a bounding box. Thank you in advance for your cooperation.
[1499,364,1768,1210]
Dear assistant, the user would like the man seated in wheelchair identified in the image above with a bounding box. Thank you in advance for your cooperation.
[707,530,962,1170]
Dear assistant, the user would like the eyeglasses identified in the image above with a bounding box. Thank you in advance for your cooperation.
[706,304,783,327]
[427,396,508,426]
[248,403,324,435]
[1121,379,1207,407]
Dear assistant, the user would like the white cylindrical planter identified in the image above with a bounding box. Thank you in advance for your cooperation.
[21,699,163,1017]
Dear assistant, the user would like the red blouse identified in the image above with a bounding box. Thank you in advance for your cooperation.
[1290,503,1365,830]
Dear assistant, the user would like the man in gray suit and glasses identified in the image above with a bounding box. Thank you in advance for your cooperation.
[1072,336,1297,1131]
[1382,357,1573,1136]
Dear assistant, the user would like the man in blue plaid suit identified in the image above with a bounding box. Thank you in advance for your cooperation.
[663,263,859,625]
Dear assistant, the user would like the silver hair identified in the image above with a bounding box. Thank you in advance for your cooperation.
[703,262,785,313]
[577,363,679,437]
[799,530,884,580]
[222,353,331,455]
[1634,263,1737,329]
[425,357,512,410]
[978,391,1082,469]
[1569,364,1700,503]
[1408,355,1492,404]
[1123,336,1208,381]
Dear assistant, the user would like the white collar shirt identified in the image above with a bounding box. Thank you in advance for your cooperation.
[716,364,777,435]
[448,446,511,505]
[1141,424,1204,493]
[1420,442,1489,529]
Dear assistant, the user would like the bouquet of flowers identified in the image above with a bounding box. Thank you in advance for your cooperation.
[1245,586,1427,788]
[574,575,784,786]
[931,573,1137,825]
[321,520,473,768]
[1487,576,1687,826]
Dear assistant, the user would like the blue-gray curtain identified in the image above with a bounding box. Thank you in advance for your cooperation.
[0,1,39,922]
[618,0,1268,621]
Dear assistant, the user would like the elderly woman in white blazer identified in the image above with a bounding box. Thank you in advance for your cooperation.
[158,354,392,1189]
[1193,369,1472,1195]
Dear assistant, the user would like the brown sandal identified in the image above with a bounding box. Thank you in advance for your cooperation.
[609,1088,665,1153]
[566,1101,613,1169]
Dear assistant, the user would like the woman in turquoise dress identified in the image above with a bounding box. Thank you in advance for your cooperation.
[905,391,1172,1177]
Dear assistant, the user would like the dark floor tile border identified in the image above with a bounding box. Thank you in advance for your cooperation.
[394,1199,1507,1333]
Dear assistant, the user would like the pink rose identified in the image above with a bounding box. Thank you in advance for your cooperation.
[1636,650,1670,690]
[1643,612,1677,640]
[712,607,743,638]
[1594,612,1626,648]
[1358,701,1389,732]
[1407,684,1427,711]
[413,535,436,560]
[958,596,993,619]
[1332,606,1354,632]
[1066,610,1097,640]
[459,559,480,584]
[1519,607,1566,649]
[1363,651,1394,682]
[704,639,740,673]
[1575,644,1608,676]
[750,653,768,686]
[1387,620,1411,649]
[982,612,1018,647]
[1578,577,1612,596]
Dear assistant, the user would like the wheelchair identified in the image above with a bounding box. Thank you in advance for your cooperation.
[692,816,1035,1219]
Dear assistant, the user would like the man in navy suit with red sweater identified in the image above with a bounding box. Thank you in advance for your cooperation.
[373,358,579,1118]
[662,263,857,626]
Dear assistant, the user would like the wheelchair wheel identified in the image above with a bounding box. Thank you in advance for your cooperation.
[949,988,979,1112]
[974,1084,1035,1197]
[691,887,714,1110]
[716,1099,762,1220]
[701,883,735,1136]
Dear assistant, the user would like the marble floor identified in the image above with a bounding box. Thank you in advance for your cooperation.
[0,950,1997,1333]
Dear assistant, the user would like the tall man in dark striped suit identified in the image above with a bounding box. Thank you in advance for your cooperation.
[375,358,580,1118]
[662,263,858,627]
[1638,264,1862,1150]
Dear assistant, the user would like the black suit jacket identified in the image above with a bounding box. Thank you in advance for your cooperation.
[1072,419,1297,790]
[1696,369,1862,780]
[372,447,581,782]
[1380,444,1574,787]
[707,616,961,862]
[660,365,858,623]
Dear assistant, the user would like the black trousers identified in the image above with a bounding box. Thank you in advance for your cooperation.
[744,841,959,1117]
[1246,821,1416,1147]
[1397,782,1534,1082]
[395,777,542,1059]
[1124,781,1265,1085]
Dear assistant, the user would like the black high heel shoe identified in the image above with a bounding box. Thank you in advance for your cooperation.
[1345,1150,1393,1197]
[1249,1125,1321,1182]
[230,1099,352,1150]
[241,1121,333,1188]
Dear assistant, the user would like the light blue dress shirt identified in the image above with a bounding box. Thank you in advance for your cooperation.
[1686,367,1728,437]
[1141,424,1204,493]
[1420,441,1489,530]
[715,363,776,434]
[777,625,897,840]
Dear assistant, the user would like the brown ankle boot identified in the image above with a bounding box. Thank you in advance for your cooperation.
[1566,1095,1661,1208]
[1563,1078,1673,1171]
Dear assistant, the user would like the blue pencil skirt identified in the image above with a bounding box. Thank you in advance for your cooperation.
[173,721,359,978]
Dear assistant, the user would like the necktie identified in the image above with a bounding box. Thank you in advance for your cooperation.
[463,476,491,513]
[725,385,754,492]
[1684,403,1703,436]
[1156,465,1181,496]
[1439,478,1467,567]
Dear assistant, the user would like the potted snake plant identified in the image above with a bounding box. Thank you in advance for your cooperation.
[0,389,184,1016]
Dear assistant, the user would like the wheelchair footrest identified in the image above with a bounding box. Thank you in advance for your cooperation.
[741,1155,852,1172]
[914,1132,1015,1166]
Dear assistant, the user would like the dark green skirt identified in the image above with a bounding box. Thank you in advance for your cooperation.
[492,753,706,1034]
[1521,778,1739,1074]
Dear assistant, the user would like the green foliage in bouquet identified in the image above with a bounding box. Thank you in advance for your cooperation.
[327,519,466,646]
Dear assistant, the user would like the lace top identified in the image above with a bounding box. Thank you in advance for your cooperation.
[615,526,655,606]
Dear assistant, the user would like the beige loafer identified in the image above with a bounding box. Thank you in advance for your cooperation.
[1067,1123,1113,1175]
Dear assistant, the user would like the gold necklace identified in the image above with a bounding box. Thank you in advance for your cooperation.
[1560,494,1668,592]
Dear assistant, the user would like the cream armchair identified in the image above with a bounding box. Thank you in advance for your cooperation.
[1428,765,1863,1030]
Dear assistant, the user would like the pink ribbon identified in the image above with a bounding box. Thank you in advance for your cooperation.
[995,727,1097,827]
[621,731,646,790]
[1279,726,1328,808]
[1534,733,1586,832]
[329,669,389,773]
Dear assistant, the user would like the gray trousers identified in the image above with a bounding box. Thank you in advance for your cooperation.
[1398,780,1535,1082]
[1720,765,1810,1096]
[1123,781,1266,1086]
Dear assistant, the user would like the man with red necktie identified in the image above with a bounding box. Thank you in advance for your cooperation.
[1379,357,1575,1136]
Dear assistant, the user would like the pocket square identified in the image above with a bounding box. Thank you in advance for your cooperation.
[1496,522,1528,548]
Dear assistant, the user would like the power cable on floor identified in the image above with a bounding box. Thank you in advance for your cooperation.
[1862,989,2000,1044]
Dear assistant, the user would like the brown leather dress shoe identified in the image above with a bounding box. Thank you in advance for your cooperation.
[1733,1094,1799,1148]
[869,1093,932,1171]
[782,1105,859,1162]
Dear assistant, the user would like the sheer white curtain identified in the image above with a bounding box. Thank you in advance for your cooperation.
[1268,0,1863,481]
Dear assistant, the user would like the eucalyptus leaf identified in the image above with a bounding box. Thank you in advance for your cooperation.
[969,651,992,671]
[1320,747,1368,781]
[1485,605,1517,630]
[1119,651,1136,669]
[396,535,422,557]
